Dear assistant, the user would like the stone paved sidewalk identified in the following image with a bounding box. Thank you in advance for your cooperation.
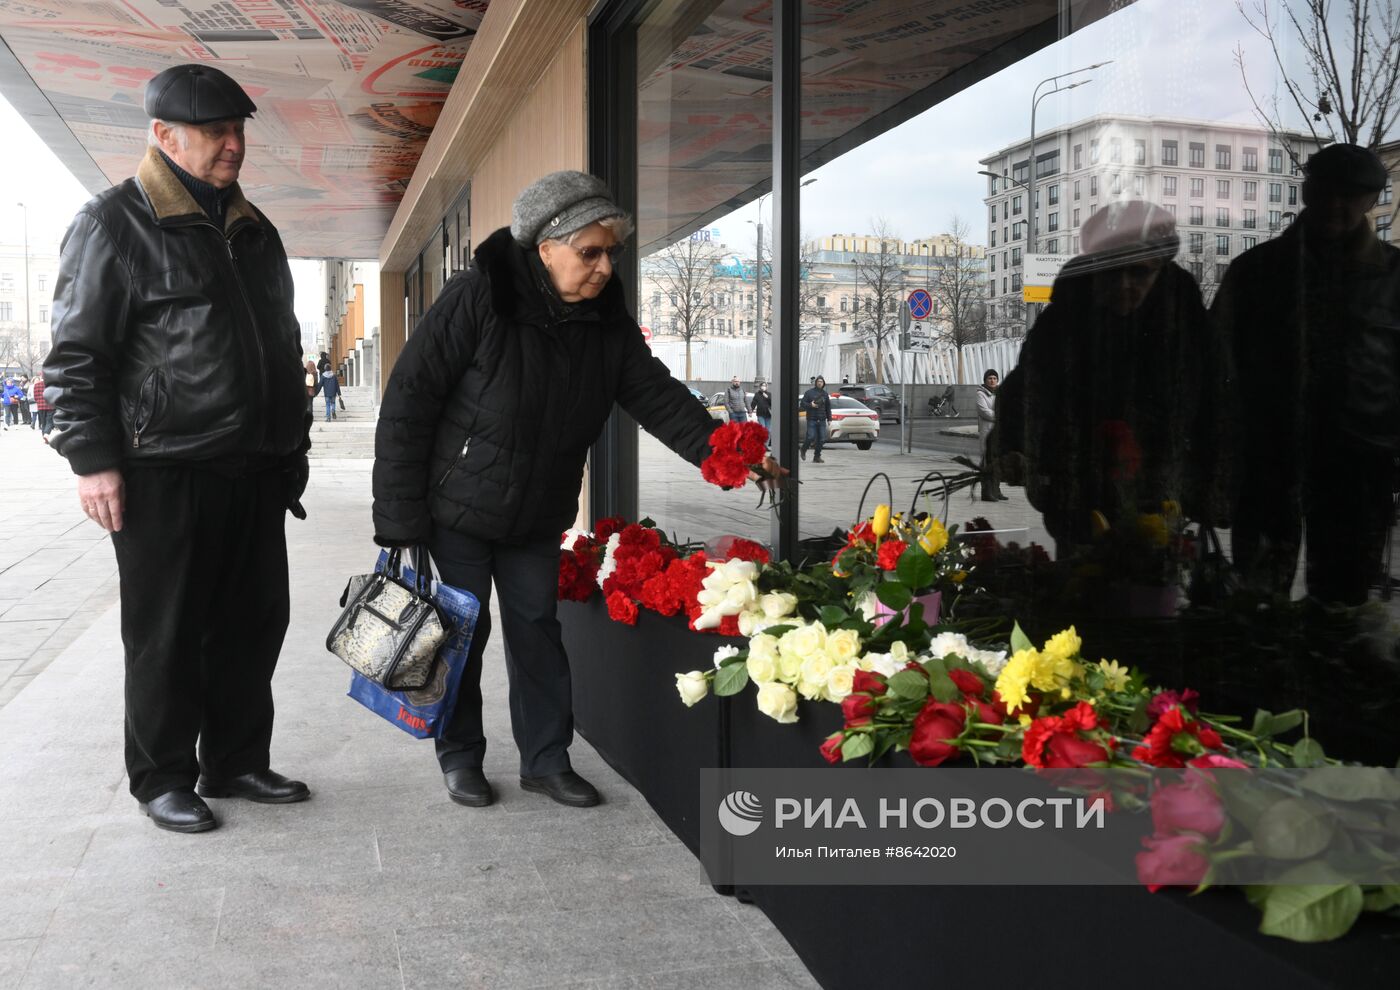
[0,451,817,990]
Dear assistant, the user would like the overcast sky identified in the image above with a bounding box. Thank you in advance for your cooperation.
[716,0,1336,247]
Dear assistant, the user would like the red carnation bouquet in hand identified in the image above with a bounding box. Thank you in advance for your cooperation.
[701,421,769,488]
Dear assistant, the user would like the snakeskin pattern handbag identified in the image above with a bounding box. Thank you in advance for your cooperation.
[327,548,446,690]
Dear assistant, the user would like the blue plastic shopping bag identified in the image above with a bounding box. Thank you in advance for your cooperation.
[345,550,479,739]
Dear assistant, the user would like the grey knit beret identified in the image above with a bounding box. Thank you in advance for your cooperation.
[511,170,626,245]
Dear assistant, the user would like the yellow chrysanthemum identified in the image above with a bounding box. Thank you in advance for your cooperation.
[951,570,968,585]
[1097,659,1130,693]
[871,504,892,538]
[994,648,1036,714]
[1042,626,1082,663]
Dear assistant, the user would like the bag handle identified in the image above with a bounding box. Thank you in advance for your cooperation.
[908,471,954,525]
[384,546,433,597]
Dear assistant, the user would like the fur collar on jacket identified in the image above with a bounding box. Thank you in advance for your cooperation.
[473,226,630,325]
[136,147,259,232]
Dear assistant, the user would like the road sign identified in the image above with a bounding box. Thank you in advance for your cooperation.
[1023,253,1072,304]
[905,320,932,351]
[899,305,911,332]
[907,288,933,320]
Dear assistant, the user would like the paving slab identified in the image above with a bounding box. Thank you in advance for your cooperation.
[0,453,814,988]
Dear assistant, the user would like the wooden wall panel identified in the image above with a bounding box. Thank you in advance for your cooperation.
[378,269,406,396]
[469,24,587,238]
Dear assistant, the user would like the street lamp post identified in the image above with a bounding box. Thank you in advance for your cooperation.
[15,202,29,375]
[751,178,816,383]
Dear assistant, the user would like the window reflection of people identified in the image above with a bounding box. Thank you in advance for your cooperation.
[995,201,1224,556]
[1215,143,1400,605]
[977,369,1007,502]
[799,376,832,462]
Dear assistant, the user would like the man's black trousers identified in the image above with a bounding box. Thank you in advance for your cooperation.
[427,529,574,778]
[113,466,290,802]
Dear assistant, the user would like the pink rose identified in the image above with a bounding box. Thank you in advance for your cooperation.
[1150,776,1225,839]
[1135,832,1209,893]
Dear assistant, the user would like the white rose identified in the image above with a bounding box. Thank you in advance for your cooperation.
[826,628,862,663]
[974,648,1009,677]
[712,645,742,669]
[748,633,780,664]
[863,652,900,677]
[776,650,804,684]
[675,671,709,707]
[560,527,592,550]
[714,559,758,584]
[799,653,835,699]
[737,610,767,638]
[756,682,799,724]
[760,592,798,619]
[928,631,971,659]
[746,651,778,684]
[889,641,910,665]
[724,580,758,610]
[826,664,857,701]
[595,533,622,588]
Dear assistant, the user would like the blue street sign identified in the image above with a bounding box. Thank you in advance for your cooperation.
[907,288,933,320]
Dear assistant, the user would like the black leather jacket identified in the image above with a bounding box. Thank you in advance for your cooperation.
[44,149,309,476]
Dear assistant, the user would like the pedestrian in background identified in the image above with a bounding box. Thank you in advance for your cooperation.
[750,381,772,436]
[724,375,748,422]
[2,377,23,429]
[44,63,312,834]
[33,375,53,441]
[319,367,340,421]
[305,359,318,412]
[977,369,1007,501]
[318,351,332,374]
[799,376,832,462]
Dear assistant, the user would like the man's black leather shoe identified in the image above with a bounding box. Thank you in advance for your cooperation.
[520,770,601,807]
[196,769,310,804]
[140,789,217,833]
[444,768,495,807]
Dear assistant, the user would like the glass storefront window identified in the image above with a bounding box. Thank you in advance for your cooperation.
[598,0,1400,765]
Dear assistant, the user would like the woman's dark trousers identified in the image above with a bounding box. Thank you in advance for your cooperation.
[428,529,574,778]
[112,466,290,802]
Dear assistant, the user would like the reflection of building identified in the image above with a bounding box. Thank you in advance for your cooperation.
[0,241,61,375]
[1369,138,1399,244]
[980,116,1322,309]
[323,260,381,392]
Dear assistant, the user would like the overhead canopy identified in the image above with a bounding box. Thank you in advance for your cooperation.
[0,0,491,258]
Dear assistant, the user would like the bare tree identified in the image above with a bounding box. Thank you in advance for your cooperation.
[985,296,1027,341]
[852,219,906,383]
[757,233,830,342]
[642,236,722,381]
[927,218,989,380]
[1234,0,1400,158]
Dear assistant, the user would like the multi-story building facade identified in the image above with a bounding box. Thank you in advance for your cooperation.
[0,241,62,376]
[980,115,1322,313]
[1369,138,1399,245]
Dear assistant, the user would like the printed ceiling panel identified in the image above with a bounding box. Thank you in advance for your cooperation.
[0,0,490,257]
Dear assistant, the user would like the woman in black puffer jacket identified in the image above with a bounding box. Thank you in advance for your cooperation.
[372,171,775,810]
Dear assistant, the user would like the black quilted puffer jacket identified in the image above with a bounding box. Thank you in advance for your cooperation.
[372,226,718,545]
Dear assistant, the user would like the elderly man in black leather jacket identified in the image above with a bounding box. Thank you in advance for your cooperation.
[43,64,312,833]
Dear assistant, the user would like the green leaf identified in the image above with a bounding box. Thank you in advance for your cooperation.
[1298,767,1400,802]
[760,623,795,639]
[1292,738,1327,768]
[1010,621,1033,655]
[713,663,750,697]
[895,545,936,589]
[1362,885,1400,912]
[819,605,849,628]
[1251,708,1304,739]
[1253,798,1335,860]
[841,734,875,761]
[876,581,913,612]
[1244,885,1272,909]
[1256,884,1364,942]
[887,670,930,702]
[927,671,960,703]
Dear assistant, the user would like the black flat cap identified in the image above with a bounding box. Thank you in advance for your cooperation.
[1304,143,1388,192]
[143,63,257,124]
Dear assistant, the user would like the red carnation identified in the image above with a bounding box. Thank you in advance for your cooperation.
[701,452,750,488]
[605,591,638,625]
[1133,706,1224,769]
[848,522,876,545]
[1022,703,1110,768]
[908,700,967,767]
[724,537,771,564]
[1146,688,1201,721]
[877,539,908,571]
[595,516,627,541]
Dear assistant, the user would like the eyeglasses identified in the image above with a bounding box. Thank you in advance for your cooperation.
[567,243,625,266]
